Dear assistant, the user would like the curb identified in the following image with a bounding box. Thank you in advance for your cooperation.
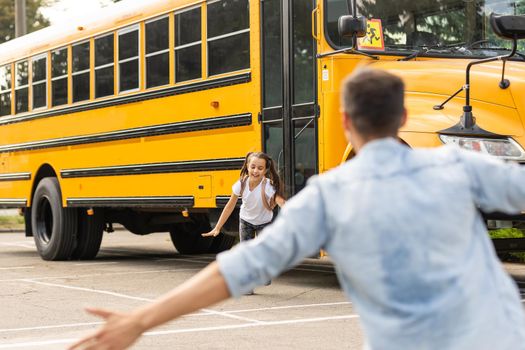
[0,229,24,233]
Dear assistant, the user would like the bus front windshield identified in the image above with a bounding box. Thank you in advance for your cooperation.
[326,0,525,58]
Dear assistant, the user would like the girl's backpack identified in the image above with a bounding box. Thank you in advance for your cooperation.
[239,177,276,211]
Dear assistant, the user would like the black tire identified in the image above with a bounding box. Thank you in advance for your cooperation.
[209,233,237,253]
[31,177,77,261]
[169,215,214,254]
[72,209,104,260]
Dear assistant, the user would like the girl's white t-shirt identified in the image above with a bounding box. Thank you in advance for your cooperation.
[232,178,276,225]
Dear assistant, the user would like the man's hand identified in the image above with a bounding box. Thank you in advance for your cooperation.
[201,227,220,237]
[68,308,145,350]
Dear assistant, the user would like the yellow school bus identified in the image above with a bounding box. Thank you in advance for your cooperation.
[0,0,524,260]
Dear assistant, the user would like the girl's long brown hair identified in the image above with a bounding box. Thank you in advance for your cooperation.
[239,152,284,199]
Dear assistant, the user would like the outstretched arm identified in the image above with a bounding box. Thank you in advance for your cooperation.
[461,150,525,213]
[68,262,229,350]
[202,194,239,237]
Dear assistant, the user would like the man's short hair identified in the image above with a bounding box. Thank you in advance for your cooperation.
[342,68,405,137]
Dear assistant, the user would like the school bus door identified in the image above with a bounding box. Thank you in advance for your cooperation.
[261,0,319,196]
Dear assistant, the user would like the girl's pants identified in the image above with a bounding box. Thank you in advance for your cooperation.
[239,219,272,286]
[239,219,270,242]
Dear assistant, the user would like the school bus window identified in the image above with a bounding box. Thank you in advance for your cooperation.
[262,0,283,109]
[51,47,68,107]
[207,0,250,76]
[146,16,169,88]
[95,33,114,98]
[72,41,90,103]
[326,0,524,57]
[0,64,11,116]
[32,55,47,109]
[292,0,315,105]
[14,60,28,114]
[118,25,140,93]
[175,7,201,82]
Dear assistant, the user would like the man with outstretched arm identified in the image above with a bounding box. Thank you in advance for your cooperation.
[69,68,525,350]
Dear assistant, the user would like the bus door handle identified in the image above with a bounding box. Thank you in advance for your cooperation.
[312,6,319,41]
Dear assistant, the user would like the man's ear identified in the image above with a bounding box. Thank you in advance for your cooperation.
[399,108,408,128]
[341,111,351,132]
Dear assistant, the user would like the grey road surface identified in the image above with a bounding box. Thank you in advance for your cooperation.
[0,231,363,350]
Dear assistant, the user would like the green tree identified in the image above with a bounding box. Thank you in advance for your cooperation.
[0,0,55,44]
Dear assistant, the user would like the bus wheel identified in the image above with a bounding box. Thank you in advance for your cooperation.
[72,209,104,260]
[209,233,237,253]
[31,178,78,261]
[169,214,214,254]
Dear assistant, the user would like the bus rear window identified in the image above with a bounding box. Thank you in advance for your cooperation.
[146,16,169,88]
[118,26,140,92]
[207,0,250,76]
[15,60,28,114]
[52,47,68,107]
[0,64,11,116]
[95,33,114,98]
[32,55,47,109]
[72,41,90,103]
[175,7,202,82]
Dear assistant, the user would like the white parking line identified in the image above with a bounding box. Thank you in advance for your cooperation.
[73,262,119,266]
[147,314,360,335]
[0,301,353,334]
[0,314,360,349]
[21,280,153,302]
[0,242,34,249]
[20,279,262,324]
[0,266,34,270]
[157,256,336,274]
[0,322,103,333]
[0,338,78,349]
[200,308,264,324]
[0,268,200,283]
[223,301,352,314]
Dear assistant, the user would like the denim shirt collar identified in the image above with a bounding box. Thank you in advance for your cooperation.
[356,137,406,159]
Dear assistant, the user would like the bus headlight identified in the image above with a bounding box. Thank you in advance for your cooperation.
[439,135,525,161]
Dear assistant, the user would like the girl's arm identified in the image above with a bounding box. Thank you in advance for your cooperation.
[275,195,286,208]
[202,194,239,237]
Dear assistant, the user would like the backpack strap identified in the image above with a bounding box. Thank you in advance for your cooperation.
[261,178,276,211]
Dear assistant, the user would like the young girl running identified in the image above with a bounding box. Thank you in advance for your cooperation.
[202,152,285,243]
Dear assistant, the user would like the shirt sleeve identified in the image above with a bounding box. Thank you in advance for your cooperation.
[232,180,241,196]
[217,176,329,297]
[459,148,525,214]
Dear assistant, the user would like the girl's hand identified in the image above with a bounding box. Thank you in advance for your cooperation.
[202,228,220,237]
[68,308,144,350]
[276,195,286,208]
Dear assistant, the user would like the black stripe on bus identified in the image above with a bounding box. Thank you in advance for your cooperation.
[0,113,252,153]
[215,196,242,208]
[61,158,245,178]
[0,199,27,208]
[0,73,251,126]
[66,196,194,208]
[0,172,31,181]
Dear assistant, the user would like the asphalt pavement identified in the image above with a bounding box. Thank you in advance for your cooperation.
[1,229,525,349]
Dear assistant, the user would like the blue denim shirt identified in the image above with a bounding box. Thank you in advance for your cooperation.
[217,138,525,350]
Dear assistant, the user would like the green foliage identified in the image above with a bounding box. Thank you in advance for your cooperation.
[489,228,525,239]
[490,228,525,262]
[0,0,55,44]
[0,215,25,226]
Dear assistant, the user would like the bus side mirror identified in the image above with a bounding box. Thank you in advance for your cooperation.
[490,13,525,40]
[338,15,367,38]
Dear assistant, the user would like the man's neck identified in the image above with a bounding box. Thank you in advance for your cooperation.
[352,134,397,153]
